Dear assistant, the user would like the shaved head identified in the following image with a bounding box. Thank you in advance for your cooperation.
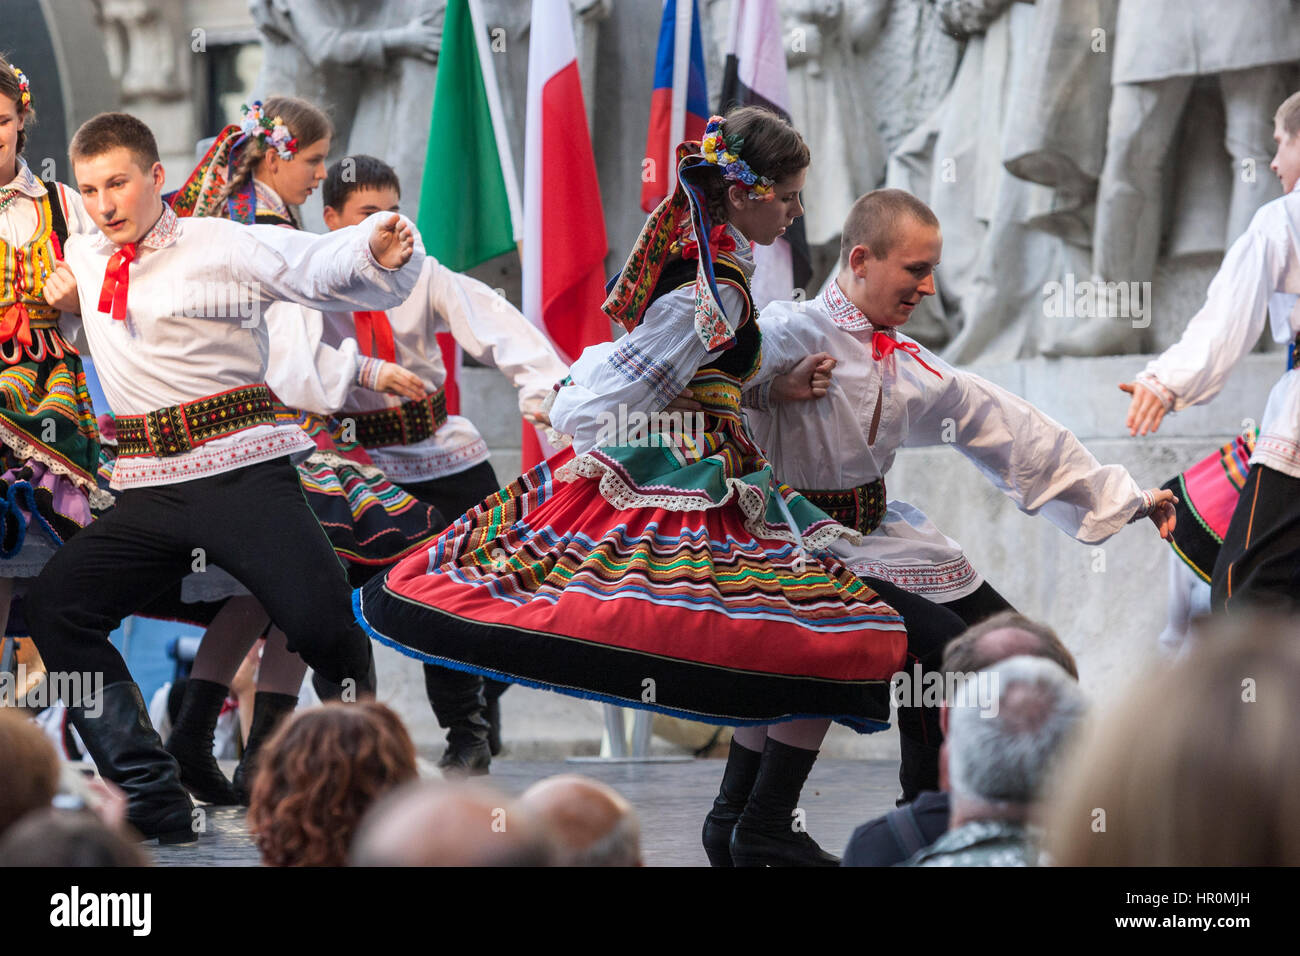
[839,188,940,266]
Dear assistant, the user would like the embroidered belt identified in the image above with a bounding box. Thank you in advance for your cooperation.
[342,389,448,448]
[798,478,888,535]
[115,384,277,458]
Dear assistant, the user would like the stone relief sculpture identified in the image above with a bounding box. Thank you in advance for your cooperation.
[1045,0,1300,356]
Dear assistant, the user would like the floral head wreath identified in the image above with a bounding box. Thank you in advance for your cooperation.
[239,101,297,160]
[9,64,31,110]
[699,114,774,201]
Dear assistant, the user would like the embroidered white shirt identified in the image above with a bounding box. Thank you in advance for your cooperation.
[550,227,756,454]
[61,204,425,488]
[1138,183,1300,479]
[745,280,1146,599]
[0,160,95,247]
[309,256,569,482]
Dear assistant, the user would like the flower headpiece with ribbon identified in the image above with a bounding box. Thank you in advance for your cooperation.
[239,101,297,160]
[700,115,774,201]
[9,64,31,110]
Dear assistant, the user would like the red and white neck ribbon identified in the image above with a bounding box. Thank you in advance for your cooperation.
[352,310,397,363]
[871,331,942,379]
[98,243,138,321]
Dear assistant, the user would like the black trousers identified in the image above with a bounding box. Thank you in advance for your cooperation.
[863,577,1014,800]
[27,457,372,692]
[1211,464,1300,614]
[398,460,511,711]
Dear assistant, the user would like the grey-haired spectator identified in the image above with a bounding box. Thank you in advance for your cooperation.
[0,809,146,867]
[843,613,1078,866]
[905,656,1086,866]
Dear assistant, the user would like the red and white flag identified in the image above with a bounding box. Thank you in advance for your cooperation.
[521,0,610,468]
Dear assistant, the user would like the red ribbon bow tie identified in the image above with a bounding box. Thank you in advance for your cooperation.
[353,310,396,363]
[871,331,942,378]
[680,223,737,261]
[0,303,33,349]
[98,243,138,321]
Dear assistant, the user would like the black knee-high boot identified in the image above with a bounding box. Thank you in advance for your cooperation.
[71,680,197,843]
[231,691,298,806]
[701,738,763,866]
[164,678,238,806]
[423,663,491,775]
[730,738,839,867]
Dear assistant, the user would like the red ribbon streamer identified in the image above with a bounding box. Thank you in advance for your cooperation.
[353,310,396,363]
[97,243,137,321]
[871,331,943,379]
[0,303,33,348]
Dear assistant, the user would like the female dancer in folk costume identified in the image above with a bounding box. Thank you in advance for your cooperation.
[160,96,443,806]
[357,108,908,867]
[0,58,109,640]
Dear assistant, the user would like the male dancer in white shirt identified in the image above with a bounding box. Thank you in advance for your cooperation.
[31,113,422,842]
[738,188,1175,800]
[1122,90,1300,613]
[316,155,568,773]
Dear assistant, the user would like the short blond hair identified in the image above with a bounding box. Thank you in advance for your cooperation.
[1275,90,1300,138]
[839,188,939,266]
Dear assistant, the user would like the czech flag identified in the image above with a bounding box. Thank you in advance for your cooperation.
[641,0,709,212]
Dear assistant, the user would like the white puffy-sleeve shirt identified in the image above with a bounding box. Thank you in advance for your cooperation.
[1137,185,1300,478]
[316,256,569,481]
[63,206,424,488]
[745,283,1147,599]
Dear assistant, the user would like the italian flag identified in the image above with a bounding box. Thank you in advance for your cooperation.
[416,0,522,416]
[521,0,610,467]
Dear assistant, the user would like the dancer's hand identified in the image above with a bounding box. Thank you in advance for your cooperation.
[1144,487,1178,540]
[773,352,836,401]
[42,262,81,314]
[1121,381,1167,436]
[664,388,703,413]
[369,214,415,270]
[375,362,426,401]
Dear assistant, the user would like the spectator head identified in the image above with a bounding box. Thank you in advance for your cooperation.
[519,774,642,866]
[0,708,60,837]
[247,701,418,867]
[0,809,146,866]
[1047,615,1300,865]
[946,656,1086,822]
[351,780,554,867]
[942,612,1079,680]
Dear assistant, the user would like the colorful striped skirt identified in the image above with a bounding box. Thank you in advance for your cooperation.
[356,442,909,732]
[1162,433,1256,582]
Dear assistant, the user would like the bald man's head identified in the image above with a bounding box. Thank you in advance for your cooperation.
[350,781,554,867]
[520,774,642,867]
[942,612,1079,680]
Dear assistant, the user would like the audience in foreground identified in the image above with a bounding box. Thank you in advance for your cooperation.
[906,655,1086,866]
[520,774,643,866]
[247,701,417,866]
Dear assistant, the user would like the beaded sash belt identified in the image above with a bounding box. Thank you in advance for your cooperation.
[115,384,277,458]
[797,478,888,535]
[343,389,448,448]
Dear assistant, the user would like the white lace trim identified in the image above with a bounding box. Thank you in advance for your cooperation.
[302,449,385,480]
[555,452,861,551]
[0,424,114,508]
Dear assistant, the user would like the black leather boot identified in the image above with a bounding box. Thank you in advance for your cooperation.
[897,734,941,807]
[423,663,491,776]
[164,678,238,806]
[484,679,509,756]
[69,680,197,844]
[729,738,839,867]
[231,691,298,806]
[701,738,762,866]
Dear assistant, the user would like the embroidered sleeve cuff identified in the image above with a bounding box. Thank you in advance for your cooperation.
[741,381,773,411]
[357,356,385,391]
[606,340,684,407]
[1135,372,1175,411]
[1127,489,1156,524]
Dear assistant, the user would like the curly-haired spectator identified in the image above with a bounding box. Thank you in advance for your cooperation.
[247,701,418,867]
[1046,615,1300,866]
